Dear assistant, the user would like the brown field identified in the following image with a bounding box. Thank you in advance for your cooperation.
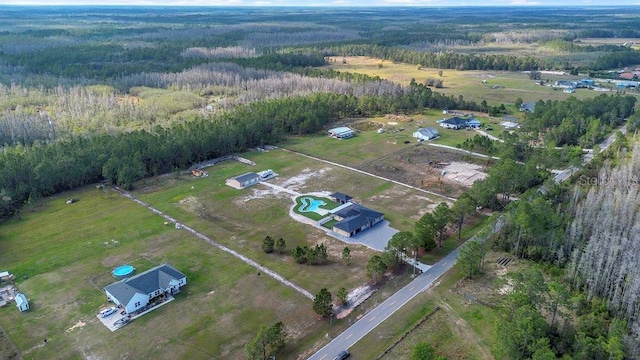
[326,56,621,106]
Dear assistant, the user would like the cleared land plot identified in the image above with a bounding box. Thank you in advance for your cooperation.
[326,56,613,105]
[358,143,494,199]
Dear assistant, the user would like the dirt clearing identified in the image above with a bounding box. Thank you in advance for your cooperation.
[359,145,493,198]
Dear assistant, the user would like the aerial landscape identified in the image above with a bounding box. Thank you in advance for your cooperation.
[0,4,640,360]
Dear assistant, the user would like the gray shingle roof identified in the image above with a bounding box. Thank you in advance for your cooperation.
[234,172,259,183]
[442,116,468,126]
[333,204,384,233]
[104,264,186,306]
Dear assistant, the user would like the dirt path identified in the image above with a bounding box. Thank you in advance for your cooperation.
[280,148,457,202]
[114,187,314,300]
[440,302,494,360]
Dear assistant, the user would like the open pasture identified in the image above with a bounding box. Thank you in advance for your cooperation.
[326,56,612,106]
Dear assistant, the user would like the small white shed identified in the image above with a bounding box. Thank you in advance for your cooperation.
[15,293,29,312]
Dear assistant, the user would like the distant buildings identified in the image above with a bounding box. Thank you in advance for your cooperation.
[412,127,440,141]
[519,101,537,113]
[328,127,355,139]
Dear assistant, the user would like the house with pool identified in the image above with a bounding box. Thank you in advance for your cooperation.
[294,193,385,238]
[103,263,186,314]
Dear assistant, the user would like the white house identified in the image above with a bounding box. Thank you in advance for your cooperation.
[413,127,440,141]
[467,119,482,129]
[328,127,355,139]
[104,264,187,314]
[15,293,29,312]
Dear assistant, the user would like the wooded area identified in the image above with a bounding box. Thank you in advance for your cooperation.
[1,5,640,359]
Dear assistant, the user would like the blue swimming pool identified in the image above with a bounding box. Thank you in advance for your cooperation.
[298,197,326,213]
[112,265,135,278]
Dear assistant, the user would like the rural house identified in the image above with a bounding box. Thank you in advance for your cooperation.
[501,115,520,129]
[439,116,468,130]
[104,264,187,315]
[15,293,28,312]
[466,119,482,129]
[328,127,355,139]
[329,192,353,204]
[226,172,260,189]
[412,127,440,141]
[519,101,537,113]
[332,203,384,238]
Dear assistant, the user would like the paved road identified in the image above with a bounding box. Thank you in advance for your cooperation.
[308,218,503,360]
[553,125,625,184]
[308,248,460,360]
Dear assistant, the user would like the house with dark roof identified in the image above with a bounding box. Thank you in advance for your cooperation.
[519,101,537,113]
[226,172,260,189]
[412,127,440,141]
[329,192,352,204]
[439,116,468,130]
[104,264,187,314]
[332,204,384,238]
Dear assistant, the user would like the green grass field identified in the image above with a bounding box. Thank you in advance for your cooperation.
[326,56,617,107]
[284,112,498,161]
[0,122,501,359]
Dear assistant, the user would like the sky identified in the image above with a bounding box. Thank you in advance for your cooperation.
[0,0,639,6]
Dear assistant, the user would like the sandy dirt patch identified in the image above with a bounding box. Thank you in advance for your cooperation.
[66,320,86,333]
[274,167,333,192]
[442,162,488,187]
[335,284,377,319]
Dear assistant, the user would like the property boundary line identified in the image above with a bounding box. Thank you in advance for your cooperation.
[114,187,314,300]
[280,148,457,202]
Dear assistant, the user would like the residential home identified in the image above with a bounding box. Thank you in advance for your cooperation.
[332,204,384,238]
[412,127,440,141]
[439,116,468,130]
[519,101,537,113]
[226,172,260,189]
[619,72,635,80]
[15,293,28,312]
[104,264,187,315]
[467,119,482,129]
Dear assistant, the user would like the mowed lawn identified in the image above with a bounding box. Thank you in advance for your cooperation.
[284,114,493,163]
[0,144,477,359]
[0,186,313,360]
[326,56,613,106]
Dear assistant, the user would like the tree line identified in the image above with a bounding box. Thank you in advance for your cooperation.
[522,94,636,148]
[0,85,476,221]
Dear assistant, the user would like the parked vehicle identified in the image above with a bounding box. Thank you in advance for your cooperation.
[99,306,117,318]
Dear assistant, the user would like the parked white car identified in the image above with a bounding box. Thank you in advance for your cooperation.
[99,307,117,318]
